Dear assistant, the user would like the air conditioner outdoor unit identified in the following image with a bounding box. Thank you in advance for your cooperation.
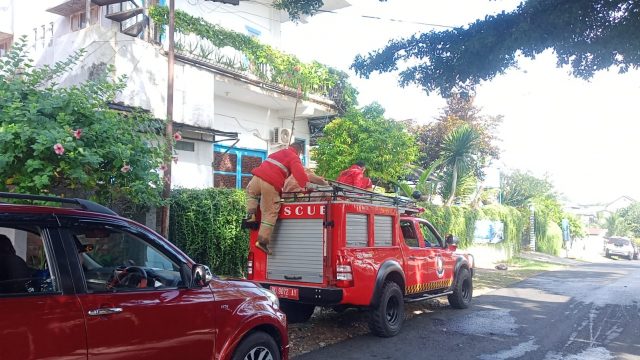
[272,127,294,145]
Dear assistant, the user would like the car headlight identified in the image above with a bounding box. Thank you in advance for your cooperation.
[260,288,280,307]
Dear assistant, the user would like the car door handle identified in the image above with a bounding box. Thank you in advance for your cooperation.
[426,256,435,260]
[88,307,123,316]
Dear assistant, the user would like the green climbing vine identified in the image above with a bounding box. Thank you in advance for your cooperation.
[419,203,527,259]
[149,5,357,112]
[169,188,248,277]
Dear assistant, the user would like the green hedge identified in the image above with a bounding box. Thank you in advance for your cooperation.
[167,188,558,276]
[420,204,528,259]
[169,188,249,277]
[536,220,563,256]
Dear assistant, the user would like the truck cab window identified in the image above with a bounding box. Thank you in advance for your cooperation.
[419,222,442,248]
[400,221,419,248]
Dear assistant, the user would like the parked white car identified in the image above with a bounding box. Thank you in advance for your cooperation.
[604,237,638,260]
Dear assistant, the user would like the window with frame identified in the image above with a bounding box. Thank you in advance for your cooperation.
[419,222,442,248]
[70,6,99,32]
[0,36,12,58]
[72,225,183,293]
[400,221,419,248]
[0,227,58,295]
[213,145,266,189]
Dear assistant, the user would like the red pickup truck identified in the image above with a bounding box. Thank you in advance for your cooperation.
[247,182,474,337]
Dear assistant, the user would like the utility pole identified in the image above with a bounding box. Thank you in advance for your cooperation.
[161,0,175,238]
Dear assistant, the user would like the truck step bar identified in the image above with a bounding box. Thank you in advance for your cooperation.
[405,291,453,303]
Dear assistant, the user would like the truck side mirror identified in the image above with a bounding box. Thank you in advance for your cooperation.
[445,234,458,245]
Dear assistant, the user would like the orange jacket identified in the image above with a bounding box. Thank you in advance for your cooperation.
[336,164,373,189]
[252,147,309,192]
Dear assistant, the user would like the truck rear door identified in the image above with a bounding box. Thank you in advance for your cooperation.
[266,203,327,284]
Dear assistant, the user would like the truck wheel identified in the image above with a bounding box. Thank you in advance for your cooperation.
[232,331,280,360]
[368,281,404,337]
[280,301,315,323]
[448,267,473,309]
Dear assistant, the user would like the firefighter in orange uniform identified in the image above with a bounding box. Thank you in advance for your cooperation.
[245,143,310,254]
[336,161,373,190]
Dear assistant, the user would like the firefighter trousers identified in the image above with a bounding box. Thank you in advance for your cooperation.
[246,176,281,245]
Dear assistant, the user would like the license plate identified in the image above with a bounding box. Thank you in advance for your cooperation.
[270,285,299,300]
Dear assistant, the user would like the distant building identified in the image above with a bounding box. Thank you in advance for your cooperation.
[563,195,637,228]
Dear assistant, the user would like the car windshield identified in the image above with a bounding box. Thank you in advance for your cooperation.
[609,239,630,246]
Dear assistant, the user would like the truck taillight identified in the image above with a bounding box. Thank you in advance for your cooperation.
[336,262,353,288]
[247,252,254,280]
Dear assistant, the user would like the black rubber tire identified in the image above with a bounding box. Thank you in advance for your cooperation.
[280,301,315,323]
[368,281,404,337]
[448,267,473,309]
[232,331,280,360]
[605,250,610,258]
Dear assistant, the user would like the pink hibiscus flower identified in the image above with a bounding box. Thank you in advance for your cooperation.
[173,132,182,141]
[73,129,83,140]
[159,164,168,172]
[53,143,65,155]
[121,164,131,173]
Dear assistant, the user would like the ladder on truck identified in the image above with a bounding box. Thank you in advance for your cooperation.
[282,180,420,213]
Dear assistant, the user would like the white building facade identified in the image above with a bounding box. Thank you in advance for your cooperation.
[0,0,347,189]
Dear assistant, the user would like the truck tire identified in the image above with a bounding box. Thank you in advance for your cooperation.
[232,331,280,360]
[368,281,404,337]
[448,267,473,309]
[280,301,315,323]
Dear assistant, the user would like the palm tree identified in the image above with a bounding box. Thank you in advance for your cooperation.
[604,212,629,237]
[396,159,443,202]
[440,124,481,206]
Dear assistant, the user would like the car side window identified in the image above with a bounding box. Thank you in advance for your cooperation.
[400,221,420,248]
[419,222,442,248]
[0,226,58,296]
[72,225,184,293]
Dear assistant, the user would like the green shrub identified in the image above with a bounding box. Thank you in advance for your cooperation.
[169,188,249,277]
[536,221,563,256]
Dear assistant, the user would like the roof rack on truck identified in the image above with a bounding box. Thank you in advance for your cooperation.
[282,180,420,213]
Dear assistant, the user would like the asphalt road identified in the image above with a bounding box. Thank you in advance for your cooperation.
[295,259,640,360]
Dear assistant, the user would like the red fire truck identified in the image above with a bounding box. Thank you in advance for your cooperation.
[246,182,474,337]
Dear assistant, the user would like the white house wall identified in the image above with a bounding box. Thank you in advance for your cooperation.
[173,138,214,189]
[215,96,310,152]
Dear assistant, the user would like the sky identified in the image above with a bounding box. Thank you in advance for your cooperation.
[280,0,640,205]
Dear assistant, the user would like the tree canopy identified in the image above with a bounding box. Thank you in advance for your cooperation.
[500,170,554,207]
[412,91,501,178]
[0,38,167,211]
[313,103,417,185]
[351,0,640,96]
